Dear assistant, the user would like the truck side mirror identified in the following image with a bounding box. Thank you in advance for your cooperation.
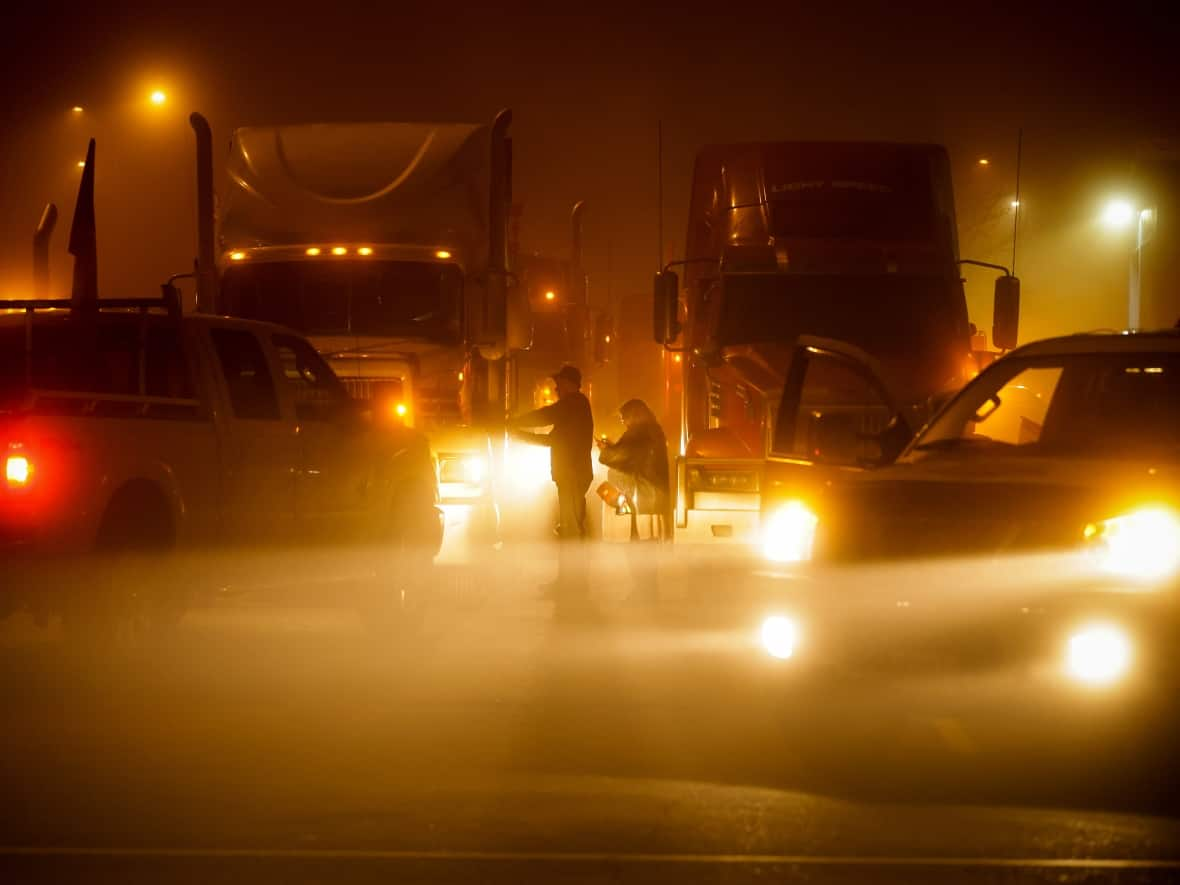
[653,270,681,344]
[992,275,1020,351]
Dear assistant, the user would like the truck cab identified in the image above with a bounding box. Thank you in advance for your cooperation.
[654,141,977,549]
[197,114,525,557]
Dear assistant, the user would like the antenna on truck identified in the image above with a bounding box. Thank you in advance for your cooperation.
[68,139,98,314]
[1011,128,1022,276]
[657,120,664,270]
[32,203,58,298]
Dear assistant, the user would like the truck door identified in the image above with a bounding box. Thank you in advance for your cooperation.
[269,333,376,544]
[762,337,909,562]
[207,326,299,545]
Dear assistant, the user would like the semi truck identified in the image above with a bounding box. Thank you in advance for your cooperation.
[189,111,529,553]
[651,140,1018,547]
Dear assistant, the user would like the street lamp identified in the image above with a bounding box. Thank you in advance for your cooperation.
[149,89,167,106]
[1101,198,1153,327]
[1101,199,1136,230]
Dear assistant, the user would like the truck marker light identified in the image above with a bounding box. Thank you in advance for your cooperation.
[229,251,246,261]
[6,455,31,486]
[331,247,348,256]
[435,250,452,260]
[306,247,322,256]
[357,247,374,256]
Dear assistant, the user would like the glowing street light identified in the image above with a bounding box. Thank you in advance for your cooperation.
[149,89,167,106]
[977,158,990,166]
[1101,198,1136,230]
[71,106,84,114]
[544,290,556,302]
[76,160,86,169]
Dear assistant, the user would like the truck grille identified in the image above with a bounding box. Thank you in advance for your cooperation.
[341,377,460,429]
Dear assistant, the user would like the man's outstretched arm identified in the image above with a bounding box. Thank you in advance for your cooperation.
[510,400,562,430]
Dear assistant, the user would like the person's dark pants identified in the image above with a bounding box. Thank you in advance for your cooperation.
[555,479,590,600]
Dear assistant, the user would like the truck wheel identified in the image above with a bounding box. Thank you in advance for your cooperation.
[359,515,435,635]
[63,482,184,645]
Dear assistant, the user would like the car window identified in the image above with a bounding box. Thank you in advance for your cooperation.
[144,322,194,400]
[774,351,894,465]
[911,352,1180,459]
[271,334,349,422]
[210,328,279,420]
[966,366,1062,445]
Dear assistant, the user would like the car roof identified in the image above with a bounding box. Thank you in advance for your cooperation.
[0,310,300,339]
[1004,328,1180,358]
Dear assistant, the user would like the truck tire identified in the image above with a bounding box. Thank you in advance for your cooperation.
[359,504,437,636]
[63,481,184,645]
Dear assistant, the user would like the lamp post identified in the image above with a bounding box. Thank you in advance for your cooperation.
[1101,199,1153,328]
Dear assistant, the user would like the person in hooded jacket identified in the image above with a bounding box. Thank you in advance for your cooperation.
[597,399,671,602]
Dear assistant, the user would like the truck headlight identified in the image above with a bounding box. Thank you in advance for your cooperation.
[461,455,486,485]
[1065,623,1132,685]
[1084,506,1180,581]
[762,501,818,563]
[760,614,800,660]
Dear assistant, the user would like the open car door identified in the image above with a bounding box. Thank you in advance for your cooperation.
[760,336,912,563]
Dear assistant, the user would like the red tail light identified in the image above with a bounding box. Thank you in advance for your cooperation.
[5,453,31,487]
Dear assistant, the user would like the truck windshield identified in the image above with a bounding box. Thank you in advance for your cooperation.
[907,351,1180,461]
[716,273,966,391]
[222,260,462,342]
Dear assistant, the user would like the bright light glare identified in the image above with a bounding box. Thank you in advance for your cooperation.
[6,455,30,485]
[435,250,452,260]
[71,106,84,114]
[229,251,246,261]
[1101,199,1136,229]
[762,501,818,563]
[761,615,800,660]
[331,247,348,256]
[305,247,322,256]
[462,456,486,485]
[76,161,86,168]
[544,290,556,301]
[1066,624,1131,685]
[393,402,408,418]
[1090,507,1180,580]
[505,441,550,493]
[977,158,989,166]
[150,90,167,105]
[357,246,373,256]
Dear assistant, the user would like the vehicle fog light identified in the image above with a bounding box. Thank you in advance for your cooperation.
[1088,507,1180,581]
[762,501,818,563]
[760,615,800,660]
[1066,624,1131,685]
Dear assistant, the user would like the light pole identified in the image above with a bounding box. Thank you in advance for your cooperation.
[1101,199,1153,328]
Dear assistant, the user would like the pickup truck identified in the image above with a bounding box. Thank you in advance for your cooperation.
[1,292,443,634]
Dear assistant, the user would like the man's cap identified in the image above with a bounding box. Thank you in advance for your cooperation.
[551,364,582,387]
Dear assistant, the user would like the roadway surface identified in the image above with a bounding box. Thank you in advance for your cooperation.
[2,539,1179,882]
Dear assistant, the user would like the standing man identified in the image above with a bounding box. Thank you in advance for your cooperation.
[509,365,594,600]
